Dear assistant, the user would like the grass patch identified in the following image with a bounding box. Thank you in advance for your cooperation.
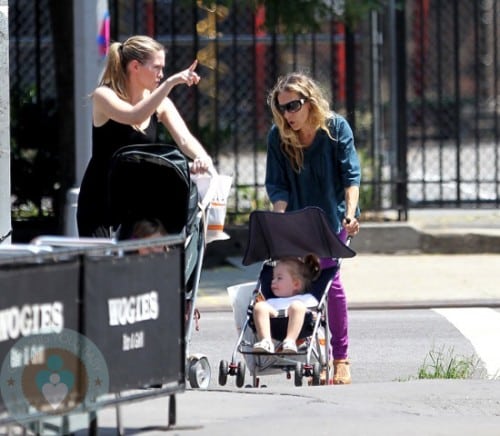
[416,347,481,380]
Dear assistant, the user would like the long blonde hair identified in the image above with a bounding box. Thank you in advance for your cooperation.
[98,35,164,101]
[267,73,335,172]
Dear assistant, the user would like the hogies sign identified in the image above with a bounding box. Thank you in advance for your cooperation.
[108,291,160,352]
[83,248,184,392]
[0,260,81,414]
[108,291,160,327]
[0,302,64,342]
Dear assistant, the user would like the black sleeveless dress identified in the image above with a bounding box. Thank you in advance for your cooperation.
[77,116,158,237]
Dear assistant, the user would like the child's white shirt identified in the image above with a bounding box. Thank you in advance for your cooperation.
[265,293,318,311]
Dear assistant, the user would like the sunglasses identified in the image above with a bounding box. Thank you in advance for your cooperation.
[277,98,307,114]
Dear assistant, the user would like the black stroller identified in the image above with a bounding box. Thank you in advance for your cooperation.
[108,143,212,389]
[220,207,355,387]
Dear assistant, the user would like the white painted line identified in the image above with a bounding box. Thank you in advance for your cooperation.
[433,308,500,379]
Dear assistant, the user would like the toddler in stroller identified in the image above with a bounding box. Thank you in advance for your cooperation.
[252,254,321,354]
[121,217,168,254]
[221,207,355,388]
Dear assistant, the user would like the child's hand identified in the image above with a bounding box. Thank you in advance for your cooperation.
[270,309,279,318]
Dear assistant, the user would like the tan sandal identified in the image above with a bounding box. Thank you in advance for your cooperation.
[332,359,351,385]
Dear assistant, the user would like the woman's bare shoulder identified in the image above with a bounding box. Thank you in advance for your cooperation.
[93,85,116,99]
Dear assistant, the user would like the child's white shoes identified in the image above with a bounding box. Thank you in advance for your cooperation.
[281,339,297,353]
[253,338,275,353]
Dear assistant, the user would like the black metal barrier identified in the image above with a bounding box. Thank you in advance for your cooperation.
[0,257,81,415]
[83,250,184,392]
[0,235,185,434]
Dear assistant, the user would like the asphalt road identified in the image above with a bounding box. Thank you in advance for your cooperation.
[79,307,500,436]
[188,309,487,389]
[4,307,499,435]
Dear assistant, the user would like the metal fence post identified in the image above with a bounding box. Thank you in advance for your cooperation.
[0,0,11,243]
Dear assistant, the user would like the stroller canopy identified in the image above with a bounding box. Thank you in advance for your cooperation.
[242,207,356,265]
[108,144,199,237]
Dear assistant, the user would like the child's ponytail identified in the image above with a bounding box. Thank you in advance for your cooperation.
[303,253,321,281]
[300,252,321,291]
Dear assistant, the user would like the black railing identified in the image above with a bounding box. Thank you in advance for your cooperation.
[8,0,500,235]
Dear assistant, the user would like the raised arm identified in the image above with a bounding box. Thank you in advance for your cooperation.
[93,60,200,127]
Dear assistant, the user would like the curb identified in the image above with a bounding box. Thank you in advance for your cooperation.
[351,224,500,254]
[205,224,500,266]
[420,231,500,254]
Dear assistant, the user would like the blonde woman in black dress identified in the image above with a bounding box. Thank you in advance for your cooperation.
[77,35,212,237]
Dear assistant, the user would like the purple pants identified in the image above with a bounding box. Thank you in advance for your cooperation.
[320,229,348,360]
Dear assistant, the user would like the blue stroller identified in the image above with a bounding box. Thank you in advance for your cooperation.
[220,207,355,387]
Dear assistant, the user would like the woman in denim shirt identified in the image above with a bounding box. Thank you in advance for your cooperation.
[265,72,361,384]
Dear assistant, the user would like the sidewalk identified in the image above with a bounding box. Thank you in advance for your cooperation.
[198,253,500,311]
[109,208,500,435]
[198,208,500,310]
[91,380,500,435]
[169,208,500,436]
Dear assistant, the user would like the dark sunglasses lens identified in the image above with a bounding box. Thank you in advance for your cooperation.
[278,100,303,114]
[287,100,302,112]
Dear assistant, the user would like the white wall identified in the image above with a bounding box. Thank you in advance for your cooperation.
[73,0,108,184]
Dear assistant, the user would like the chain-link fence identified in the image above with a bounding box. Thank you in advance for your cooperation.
[406,0,500,207]
[108,0,378,221]
[8,1,500,236]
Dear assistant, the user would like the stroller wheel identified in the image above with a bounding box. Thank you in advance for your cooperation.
[218,360,229,386]
[188,356,211,389]
[236,361,246,388]
[294,362,303,387]
[311,362,321,386]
